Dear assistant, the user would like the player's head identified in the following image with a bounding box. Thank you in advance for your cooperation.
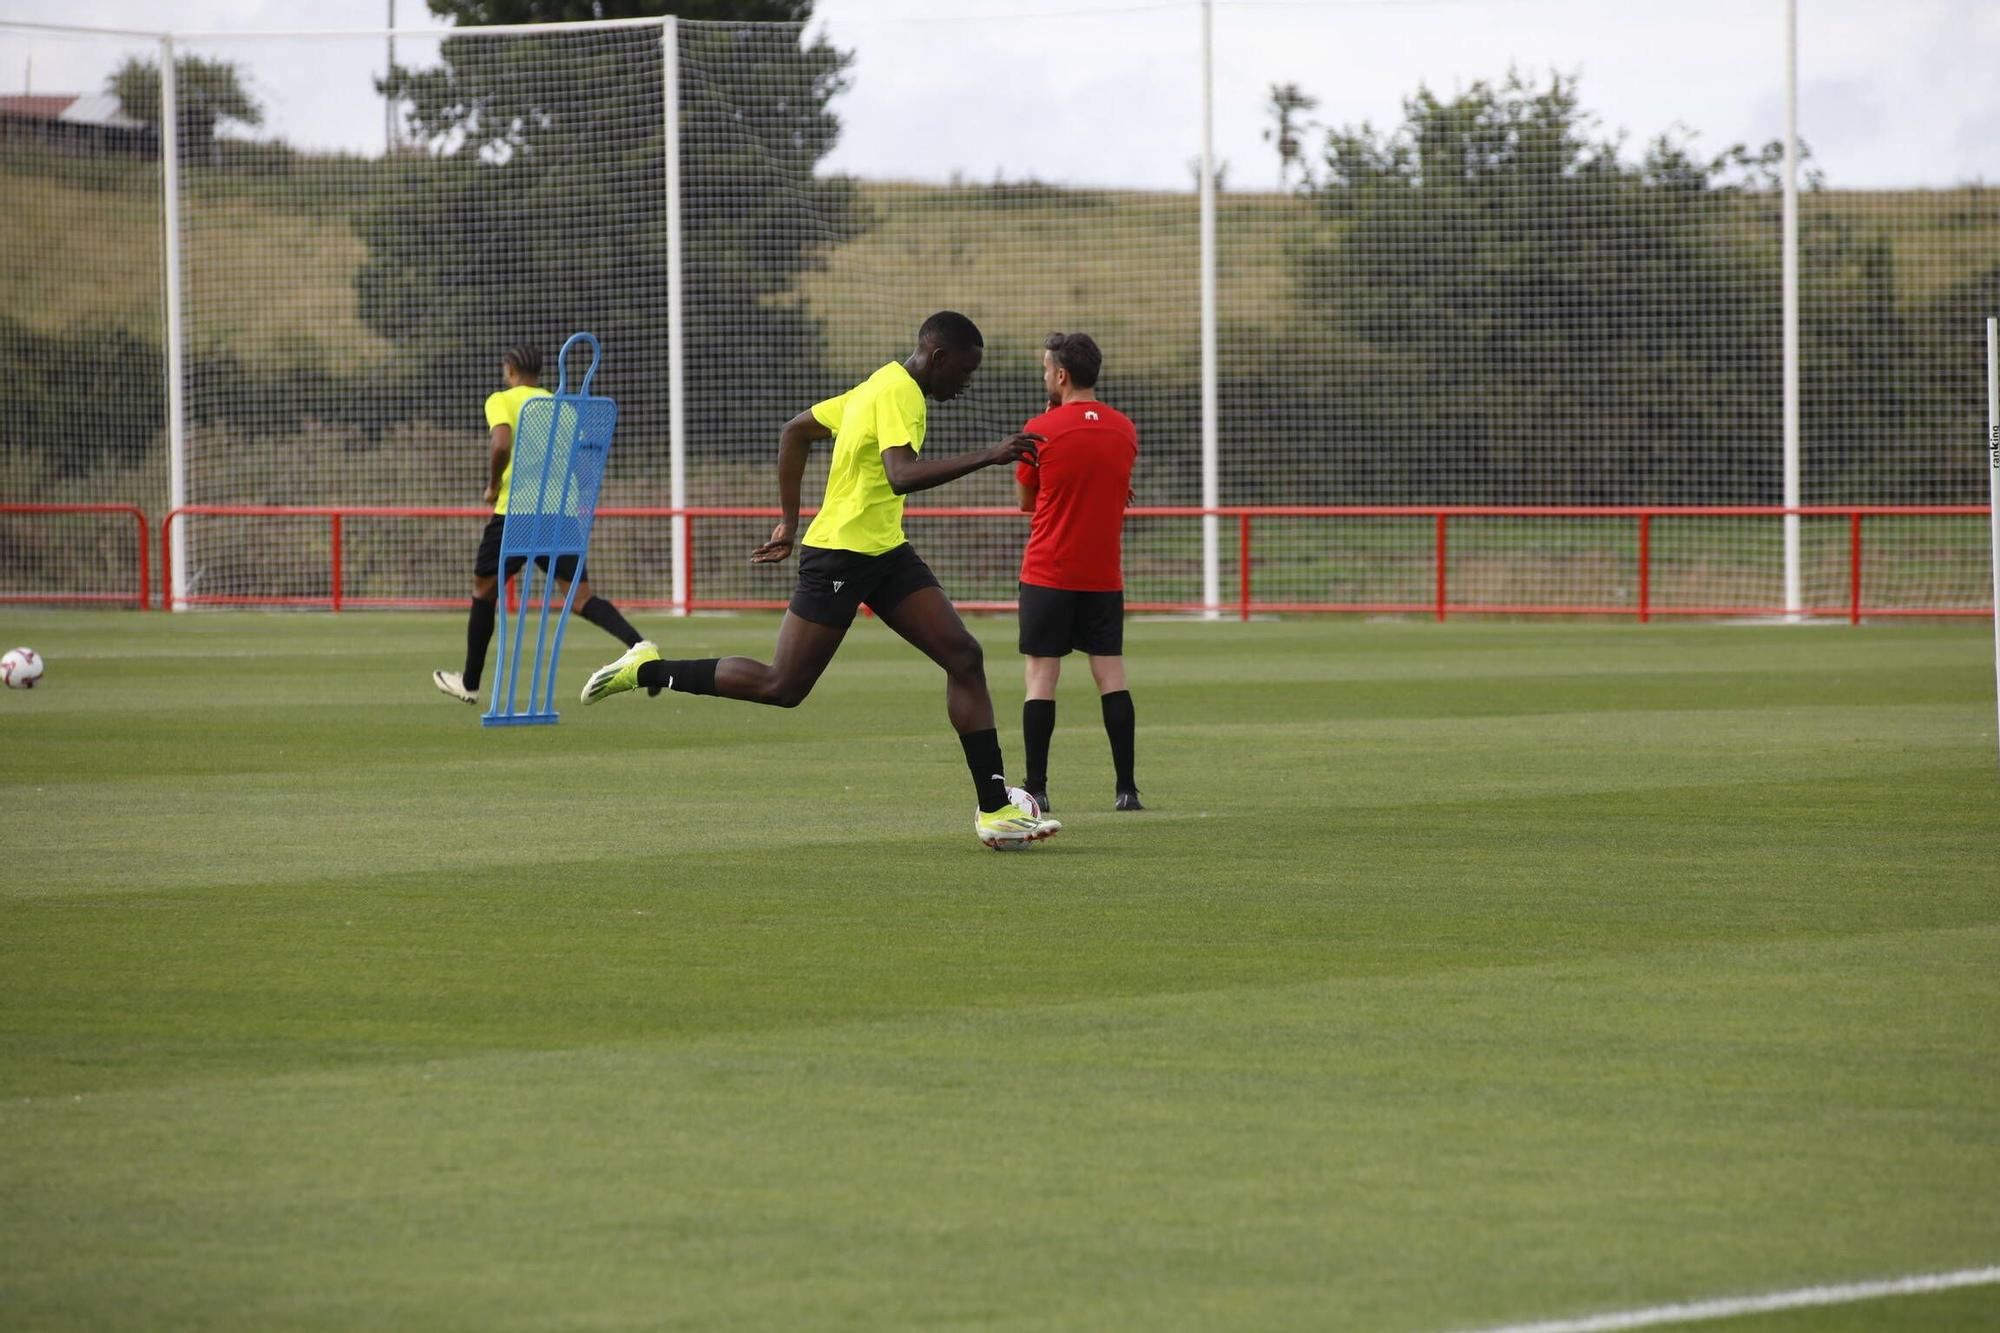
[502,344,543,387]
[910,311,984,401]
[1042,331,1101,404]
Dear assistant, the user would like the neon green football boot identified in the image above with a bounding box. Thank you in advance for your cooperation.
[974,805,1062,851]
[581,640,660,704]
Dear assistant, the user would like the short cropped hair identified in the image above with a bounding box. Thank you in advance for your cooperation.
[1043,331,1102,388]
[918,310,984,352]
[503,344,543,379]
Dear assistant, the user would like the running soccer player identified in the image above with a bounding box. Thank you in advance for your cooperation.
[432,343,646,704]
[1014,332,1143,812]
[580,311,1062,850]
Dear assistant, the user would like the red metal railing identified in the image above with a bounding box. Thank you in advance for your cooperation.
[0,503,150,608]
[155,503,1993,620]
[162,505,480,610]
[159,505,696,611]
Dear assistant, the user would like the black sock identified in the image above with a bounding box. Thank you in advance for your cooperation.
[1101,689,1136,791]
[637,658,718,696]
[463,596,497,690]
[577,595,643,648]
[959,728,1009,813]
[1022,698,1055,794]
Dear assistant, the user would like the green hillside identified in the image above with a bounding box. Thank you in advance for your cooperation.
[6,148,1995,375]
[791,181,1329,373]
[0,149,393,368]
[1818,185,2000,304]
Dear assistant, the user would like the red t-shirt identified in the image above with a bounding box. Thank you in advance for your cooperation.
[1016,399,1138,592]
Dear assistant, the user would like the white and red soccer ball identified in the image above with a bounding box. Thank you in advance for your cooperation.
[1,647,43,689]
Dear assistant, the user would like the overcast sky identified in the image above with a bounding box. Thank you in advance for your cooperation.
[3,0,1997,191]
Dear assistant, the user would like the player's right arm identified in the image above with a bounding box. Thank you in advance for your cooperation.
[484,424,511,506]
[881,433,1041,496]
[751,409,834,564]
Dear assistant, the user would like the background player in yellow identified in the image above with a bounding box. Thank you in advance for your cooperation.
[581,312,1061,850]
[432,343,646,703]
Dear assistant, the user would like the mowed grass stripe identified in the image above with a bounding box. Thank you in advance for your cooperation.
[4,770,1992,1087]
[2,926,1995,1330]
[1,701,1984,897]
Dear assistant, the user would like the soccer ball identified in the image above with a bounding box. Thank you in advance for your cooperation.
[1006,785,1041,820]
[1,646,44,689]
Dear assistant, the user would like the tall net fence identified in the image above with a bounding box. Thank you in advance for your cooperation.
[1,5,1993,617]
[0,26,164,607]
[767,7,1206,611]
[166,24,676,607]
[1210,0,1988,615]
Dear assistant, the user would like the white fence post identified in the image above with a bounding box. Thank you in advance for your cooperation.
[161,35,187,611]
[664,17,687,616]
[1782,0,1801,619]
[1198,0,1220,618]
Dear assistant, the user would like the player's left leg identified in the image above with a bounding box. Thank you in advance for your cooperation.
[877,585,994,736]
[1079,590,1140,810]
[1087,653,1127,693]
[875,586,1053,843]
[1089,653,1141,810]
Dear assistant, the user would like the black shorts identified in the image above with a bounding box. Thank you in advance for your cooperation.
[789,543,942,629]
[1018,581,1125,657]
[474,513,582,582]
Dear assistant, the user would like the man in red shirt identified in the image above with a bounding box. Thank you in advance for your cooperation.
[1014,332,1142,813]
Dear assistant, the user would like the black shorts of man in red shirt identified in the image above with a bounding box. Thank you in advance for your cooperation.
[1014,331,1142,812]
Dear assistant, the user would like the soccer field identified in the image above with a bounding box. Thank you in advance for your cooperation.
[1,611,1996,1331]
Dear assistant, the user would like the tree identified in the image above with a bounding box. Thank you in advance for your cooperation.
[425,0,809,22]
[362,0,857,456]
[1284,70,1799,504]
[1185,156,1229,191]
[106,55,263,162]
[1260,82,1317,191]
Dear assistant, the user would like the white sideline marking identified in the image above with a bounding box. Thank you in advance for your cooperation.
[1454,1265,2000,1333]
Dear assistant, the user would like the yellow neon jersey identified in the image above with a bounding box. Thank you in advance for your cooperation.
[483,384,552,515]
[801,361,927,555]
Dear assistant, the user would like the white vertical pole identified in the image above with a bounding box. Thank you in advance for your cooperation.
[664,17,687,616]
[161,36,188,611]
[1986,319,2000,770]
[1782,0,1801,618]
[1198,0,1220,618]
[386,0,396,155]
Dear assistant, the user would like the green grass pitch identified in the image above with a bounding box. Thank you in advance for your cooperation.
[2,611,1996,1331]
